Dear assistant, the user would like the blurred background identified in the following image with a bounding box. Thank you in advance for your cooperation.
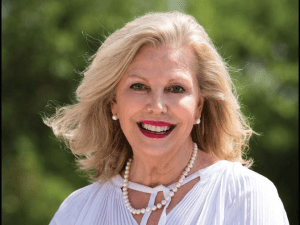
[2,0,298,224]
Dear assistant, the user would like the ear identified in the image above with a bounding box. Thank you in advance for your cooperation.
[111,99,118,116]
[196,95,205,119]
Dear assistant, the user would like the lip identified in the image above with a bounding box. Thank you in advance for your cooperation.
[139,120,175,127]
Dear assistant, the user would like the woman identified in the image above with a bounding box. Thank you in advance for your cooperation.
[46,11,289,225]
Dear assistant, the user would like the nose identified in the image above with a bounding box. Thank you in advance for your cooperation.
[147,91,167,114]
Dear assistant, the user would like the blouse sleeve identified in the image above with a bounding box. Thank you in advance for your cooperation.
[224,164,289,225]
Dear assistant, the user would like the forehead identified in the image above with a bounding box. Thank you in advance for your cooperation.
[127,45,196,72]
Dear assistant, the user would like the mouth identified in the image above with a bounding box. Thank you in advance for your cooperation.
[137,122,176,138]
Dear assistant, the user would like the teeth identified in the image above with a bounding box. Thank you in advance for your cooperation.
[141,123,171,132]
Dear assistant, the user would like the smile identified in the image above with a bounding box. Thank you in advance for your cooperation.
[137,122,176,138]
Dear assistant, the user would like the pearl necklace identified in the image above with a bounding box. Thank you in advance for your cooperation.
[122,143,198,215]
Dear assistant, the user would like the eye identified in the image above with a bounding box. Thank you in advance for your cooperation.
[168,85,185,93]
[130,83,148,91]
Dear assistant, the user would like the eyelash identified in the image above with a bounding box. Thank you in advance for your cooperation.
[130,83,186,93]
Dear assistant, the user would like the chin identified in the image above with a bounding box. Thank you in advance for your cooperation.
[132,141,175,157]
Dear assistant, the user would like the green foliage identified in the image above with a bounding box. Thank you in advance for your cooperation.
[2,0,298,224]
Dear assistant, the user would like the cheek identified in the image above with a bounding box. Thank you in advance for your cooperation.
[174,97,198,122]
[117,92,145,116]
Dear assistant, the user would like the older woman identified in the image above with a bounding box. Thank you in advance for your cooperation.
[46,11,289,225]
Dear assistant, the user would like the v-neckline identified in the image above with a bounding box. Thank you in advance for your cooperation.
[114,160,227,191]
[110,160,229,225]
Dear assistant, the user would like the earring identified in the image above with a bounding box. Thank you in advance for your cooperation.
[112,115,118,120]
[196,118,201,124]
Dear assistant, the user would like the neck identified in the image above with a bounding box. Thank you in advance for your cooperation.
[127,140,195,188]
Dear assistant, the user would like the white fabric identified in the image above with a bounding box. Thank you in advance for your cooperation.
[49,160,289,225]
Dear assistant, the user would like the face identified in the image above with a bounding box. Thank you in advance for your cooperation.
[111,45,204,156]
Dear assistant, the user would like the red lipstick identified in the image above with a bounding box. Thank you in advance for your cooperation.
[139,120,174,127]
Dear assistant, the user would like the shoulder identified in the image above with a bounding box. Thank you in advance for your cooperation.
[226,162,276,189]
[61,182,101,207]
[201,160,278,195]
[222,162,279,201]
[49,180,112,225]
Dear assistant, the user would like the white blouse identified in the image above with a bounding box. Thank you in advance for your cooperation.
[49,160,289,225]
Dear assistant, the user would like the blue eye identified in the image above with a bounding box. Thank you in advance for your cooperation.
[169,86,185,93]
[130,83,148,91]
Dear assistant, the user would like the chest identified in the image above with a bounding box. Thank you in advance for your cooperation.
[126,177,200,225]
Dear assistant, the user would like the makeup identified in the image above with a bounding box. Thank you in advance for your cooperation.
[138,126,173,138]
[137,121,176,139]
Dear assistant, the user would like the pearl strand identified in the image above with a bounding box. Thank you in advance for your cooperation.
[122,143,198,215]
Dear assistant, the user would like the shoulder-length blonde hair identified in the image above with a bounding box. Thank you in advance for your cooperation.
[44,11,254,182]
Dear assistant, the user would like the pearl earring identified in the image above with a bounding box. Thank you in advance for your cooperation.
[196,118,201,124]
[112,115,118,120]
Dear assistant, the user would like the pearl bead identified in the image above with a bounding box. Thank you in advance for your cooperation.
[166,196,171,201]
[146,207,151,212]
[172,187,178,193]
[183,171,188,176]
[124,174,129,179]
[169,191,174,197]
[179,178,184,183]
[123,191,128,195]
[157,203,162,209]
[141,208,146,214]
[161,200,167,205]
[136,210,141,214]
[186,167,191,172]
[125,170,129,175]
[125,202,130,207]
[125,166,130,170]
[176,183,181,188]
[152,206,157,211]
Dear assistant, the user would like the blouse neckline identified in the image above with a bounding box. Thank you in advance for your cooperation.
[110,160,230,193]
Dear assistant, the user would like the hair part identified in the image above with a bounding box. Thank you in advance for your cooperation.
[43,11,254,182]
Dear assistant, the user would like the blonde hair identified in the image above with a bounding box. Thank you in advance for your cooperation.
[44,11,254,182]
